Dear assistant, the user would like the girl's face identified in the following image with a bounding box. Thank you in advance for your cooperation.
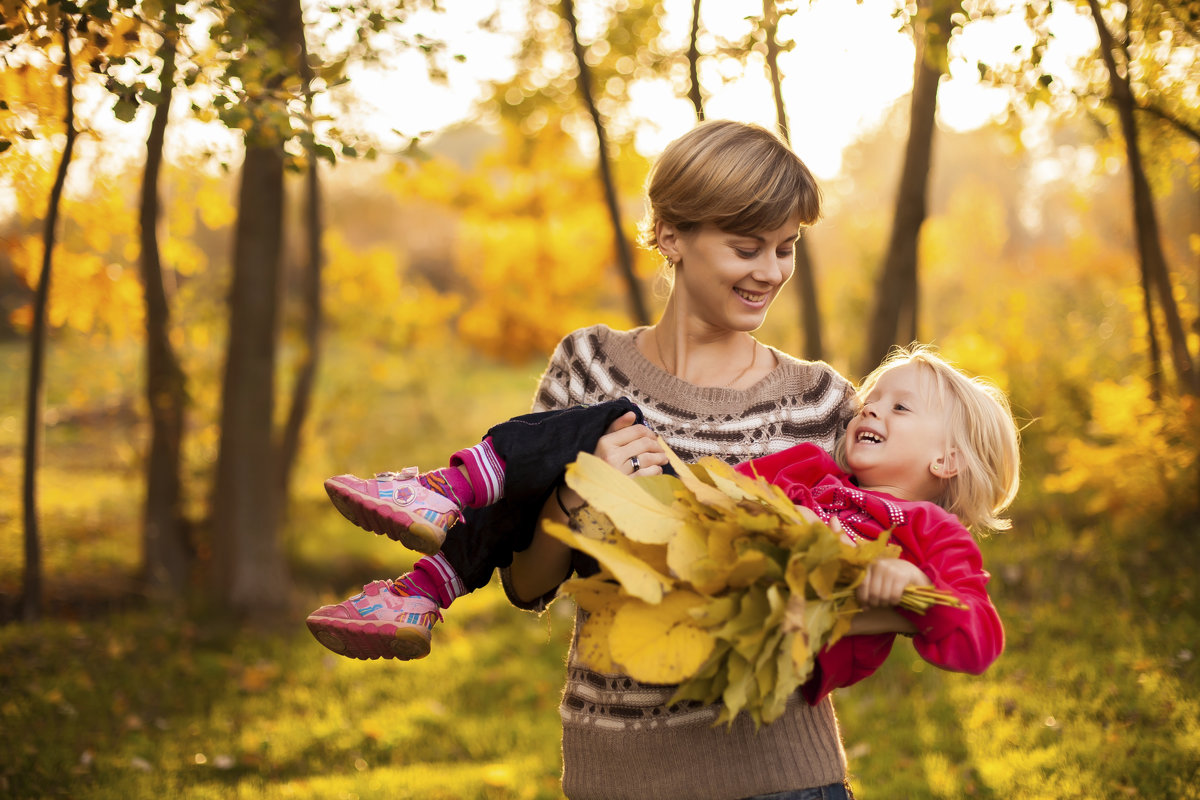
[662,216,801,335]
[844,362,957,502]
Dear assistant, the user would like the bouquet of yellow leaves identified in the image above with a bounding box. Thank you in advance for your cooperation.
[543,440,965,727]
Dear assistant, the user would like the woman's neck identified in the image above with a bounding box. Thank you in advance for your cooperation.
[645,306,763,389]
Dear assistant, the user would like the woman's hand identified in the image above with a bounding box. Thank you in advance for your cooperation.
[591,411,667,477]
[856,558,931,607]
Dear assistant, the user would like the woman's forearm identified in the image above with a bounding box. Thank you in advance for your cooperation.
[507,490,576,604]
[847,607,918,636]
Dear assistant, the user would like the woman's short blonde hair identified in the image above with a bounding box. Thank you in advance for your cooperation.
[836,344,1022,532]
[639,120,821,251]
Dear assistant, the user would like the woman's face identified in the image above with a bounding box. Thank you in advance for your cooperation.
[664,215,802,334]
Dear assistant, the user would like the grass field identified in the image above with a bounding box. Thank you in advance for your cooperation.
[1,337,1198,799]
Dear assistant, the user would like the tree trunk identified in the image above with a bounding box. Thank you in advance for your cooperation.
[21,15,78,622]
[276,17,322,510]
[562,0,649,327]
[211,144,287,615]
[210,0,302,616]
[1086,0,1197,395]
[762,0,823,361]
[862,0,952,376]
[139,22,191,595]
[687,0,704,120]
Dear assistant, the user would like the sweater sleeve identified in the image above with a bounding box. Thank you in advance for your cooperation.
[889,504,1004,675]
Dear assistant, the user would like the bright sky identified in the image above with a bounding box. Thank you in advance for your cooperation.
[346,0,1096,178]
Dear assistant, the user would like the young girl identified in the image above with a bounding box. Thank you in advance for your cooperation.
[307,344,1019,686]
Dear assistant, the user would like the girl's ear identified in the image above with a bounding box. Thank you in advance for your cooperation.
[931,450,959,479]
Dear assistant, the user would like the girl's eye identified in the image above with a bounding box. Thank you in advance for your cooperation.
[894,404,909,412]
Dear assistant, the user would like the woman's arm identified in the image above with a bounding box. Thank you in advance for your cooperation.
[507,492,575,604]
[847,607,917,635]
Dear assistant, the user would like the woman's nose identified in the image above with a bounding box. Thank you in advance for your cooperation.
[754,254,791,286]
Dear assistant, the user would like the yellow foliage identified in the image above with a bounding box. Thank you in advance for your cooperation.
[548,442,964,726]
[323,230,461,349]
[1044,378,1199,522]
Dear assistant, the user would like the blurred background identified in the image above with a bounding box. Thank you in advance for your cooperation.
[0,0,1197,797]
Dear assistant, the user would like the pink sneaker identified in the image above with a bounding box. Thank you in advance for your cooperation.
[306,580,442,661]
[324,468,462,554]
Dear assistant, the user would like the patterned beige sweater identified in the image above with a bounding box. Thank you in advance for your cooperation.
[503,324,857,800]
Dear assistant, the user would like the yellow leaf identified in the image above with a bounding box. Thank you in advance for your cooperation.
[560,576,623,614]
[566,452,685,544]
[664,444,737,512]
[666,521,709,583]
[575,604,621,673]
[543,520,673,603]
[609,591,715,683]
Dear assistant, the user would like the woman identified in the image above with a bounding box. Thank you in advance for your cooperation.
[503,120,869,800]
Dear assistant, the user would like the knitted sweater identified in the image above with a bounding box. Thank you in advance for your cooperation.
[502,325,857,800]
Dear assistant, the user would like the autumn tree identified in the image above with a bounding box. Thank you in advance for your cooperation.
[861,0,959,376]
[1083,0,1197,394]
[120,0,197,595]
[488,1,676,328]
[977,0,1199,395]
[756,0,824,360]
[1,0,144,619]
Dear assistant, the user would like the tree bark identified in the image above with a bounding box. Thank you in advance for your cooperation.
[762,0,823,361]
[562,0,650,327]
[210,0,302,616]
[276,15,322,510]
[686,0,704,120]
[1086,0,1197,394]
[862,0,952,376]
[139,21,191,595]
[21,14,78,622]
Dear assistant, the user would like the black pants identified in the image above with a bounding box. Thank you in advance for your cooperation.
[438,398,649,591]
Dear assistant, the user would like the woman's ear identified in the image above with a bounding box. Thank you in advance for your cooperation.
[656,220,681,263]
[931,450,959,479]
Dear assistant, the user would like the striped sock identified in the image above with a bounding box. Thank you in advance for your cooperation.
[401,552,466,609]
[421,467,475,508]
[449,437,506,508]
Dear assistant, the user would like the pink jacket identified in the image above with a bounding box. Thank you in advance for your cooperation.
[734,443,1005,705]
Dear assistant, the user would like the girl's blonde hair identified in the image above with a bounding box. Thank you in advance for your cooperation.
[638,120,821,251]
[837,345,1022,532]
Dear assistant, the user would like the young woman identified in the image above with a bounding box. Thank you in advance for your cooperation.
[313,120,895,799]
[495,120,860,800]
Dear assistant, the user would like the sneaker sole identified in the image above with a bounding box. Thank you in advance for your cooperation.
[305,614,432,661]
[324,480,446,555]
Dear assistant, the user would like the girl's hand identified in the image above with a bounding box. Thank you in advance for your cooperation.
[857,558,931,608]
[592,411,667,477]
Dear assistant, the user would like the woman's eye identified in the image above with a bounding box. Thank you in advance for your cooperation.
[777,249,794,259]
[735,248,758,259]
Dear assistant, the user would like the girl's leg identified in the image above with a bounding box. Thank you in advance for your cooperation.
[323,439,507,553]
[308,399,644,661]
[438,398,646,593]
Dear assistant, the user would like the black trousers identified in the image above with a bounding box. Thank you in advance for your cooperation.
[438,398,650,591]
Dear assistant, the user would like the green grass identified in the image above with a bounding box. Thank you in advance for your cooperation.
[1,336,1198,798]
